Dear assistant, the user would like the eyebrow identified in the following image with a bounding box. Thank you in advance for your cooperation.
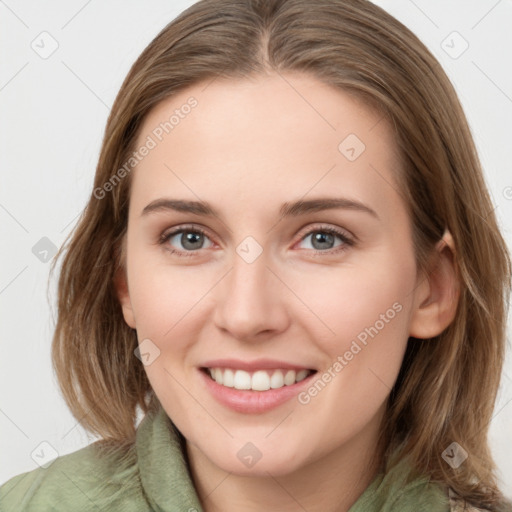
[141,197,379,220]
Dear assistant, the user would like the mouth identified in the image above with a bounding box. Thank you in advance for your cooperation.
[198,358,319,413]
[201,367,317,391]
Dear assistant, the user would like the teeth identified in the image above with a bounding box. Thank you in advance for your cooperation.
[213,368,223,385]
[251,370,270,391]
[284,370,296,386]
[270,370,284,389]
[296,369,309,382]
[206,368,313,391]
[223,369,234,387]
[233,370,252,390]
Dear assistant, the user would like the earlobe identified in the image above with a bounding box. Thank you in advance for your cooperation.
[114,266,137,329]
[409,230,460,339]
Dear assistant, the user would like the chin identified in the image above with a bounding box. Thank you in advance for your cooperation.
[201,438,311,477]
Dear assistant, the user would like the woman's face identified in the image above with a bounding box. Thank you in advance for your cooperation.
[118,72,426,476]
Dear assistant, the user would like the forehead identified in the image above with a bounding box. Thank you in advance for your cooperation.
[130,72,403,222]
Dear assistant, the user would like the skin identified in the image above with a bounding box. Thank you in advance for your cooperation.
[116,72,459,512]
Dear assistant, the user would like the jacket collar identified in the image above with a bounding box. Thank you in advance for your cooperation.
[135,400,449,511]
[136,400,204,511]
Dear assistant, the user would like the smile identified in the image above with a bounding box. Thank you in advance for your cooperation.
[204,367,315,391]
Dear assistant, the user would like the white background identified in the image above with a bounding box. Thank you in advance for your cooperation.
[1,0,511,499]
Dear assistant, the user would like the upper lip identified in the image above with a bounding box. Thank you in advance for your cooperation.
[201,358,316,372]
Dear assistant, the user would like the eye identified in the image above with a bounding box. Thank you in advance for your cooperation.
[159,225,214,257]
[158,223,354,258]
[296,225,354,254]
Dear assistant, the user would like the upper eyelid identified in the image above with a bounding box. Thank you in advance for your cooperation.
[161,224,213,242]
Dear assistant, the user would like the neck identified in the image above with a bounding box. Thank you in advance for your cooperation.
[186,408,386,512]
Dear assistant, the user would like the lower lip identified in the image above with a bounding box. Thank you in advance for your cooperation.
[198,369,316,414]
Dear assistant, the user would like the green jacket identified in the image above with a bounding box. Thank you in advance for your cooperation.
[0,403,488,511]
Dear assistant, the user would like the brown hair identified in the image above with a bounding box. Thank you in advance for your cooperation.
[49,0,511,508]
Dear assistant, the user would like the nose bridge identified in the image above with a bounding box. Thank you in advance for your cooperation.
[213,237,288,339]
[228,239,273,307]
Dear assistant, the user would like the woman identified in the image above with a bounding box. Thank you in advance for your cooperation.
[1,0,510,510]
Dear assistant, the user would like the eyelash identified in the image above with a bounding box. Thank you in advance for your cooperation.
[158,224,355,258]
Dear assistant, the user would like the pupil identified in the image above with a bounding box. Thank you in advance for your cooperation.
[313,232,333,250]
[183,232,202,250]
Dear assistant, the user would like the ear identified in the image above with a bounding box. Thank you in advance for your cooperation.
[113,241,136,329]
[409,229,460,339]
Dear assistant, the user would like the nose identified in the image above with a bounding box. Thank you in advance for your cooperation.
[213,245,290,342]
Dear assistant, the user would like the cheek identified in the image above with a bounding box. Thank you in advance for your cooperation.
[125,260,201,395]
[297,250,415,423]
[127,251,208,336]
[292,254,415,429]
[127,265,201,407]
[297,250,416,358]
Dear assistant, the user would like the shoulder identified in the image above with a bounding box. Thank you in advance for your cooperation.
[0,441,149,512]
[448,488,495,512]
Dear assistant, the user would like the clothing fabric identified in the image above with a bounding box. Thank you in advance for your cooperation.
[0,402,488,511]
